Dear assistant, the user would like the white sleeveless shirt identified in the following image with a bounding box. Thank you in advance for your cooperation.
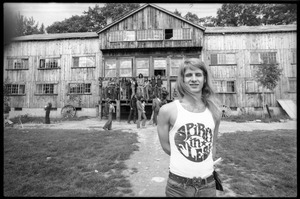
[169,100,215,178]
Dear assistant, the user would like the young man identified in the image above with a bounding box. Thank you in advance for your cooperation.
[157,58,222,197]
[136,96,147,128]
[103,100,115,130]
[152,94,161,126]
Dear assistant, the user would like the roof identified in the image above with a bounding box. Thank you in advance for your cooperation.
[12,32,98,41]
[96,3,206,34]
[205,25,297,34]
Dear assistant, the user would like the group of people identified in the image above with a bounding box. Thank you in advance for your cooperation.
[100,74,167,102]
[127,93,164,128]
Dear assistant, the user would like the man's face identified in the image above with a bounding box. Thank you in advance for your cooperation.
[184,68,205,94]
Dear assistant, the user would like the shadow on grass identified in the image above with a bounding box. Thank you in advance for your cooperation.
[4,128,139,197]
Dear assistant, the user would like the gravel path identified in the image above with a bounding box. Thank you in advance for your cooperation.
[13,118,297,197]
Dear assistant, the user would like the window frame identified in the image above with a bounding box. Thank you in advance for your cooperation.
[136,57,150,77]
[68,83,92,95]
[5,84,26,95]
[6,57,29,70]
[104,59,117,78]
[109,30,136,42]
[72,55,96,68]
[35,83,58,95]
[212,80,236,93]
[38,57,61,70]
[119,58,133,77]
[210,53,236,65]
[288,78,296,93]
[250,51,277,65]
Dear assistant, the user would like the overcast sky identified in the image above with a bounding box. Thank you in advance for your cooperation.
[4,3,222,27]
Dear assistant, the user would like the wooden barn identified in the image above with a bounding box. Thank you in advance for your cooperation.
[3,3,297,120]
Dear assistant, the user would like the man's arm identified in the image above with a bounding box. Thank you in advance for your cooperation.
[212,119,220,160]
[157,104,171,155]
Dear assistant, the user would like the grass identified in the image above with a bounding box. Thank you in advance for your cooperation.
[221,114,290,123]
[3,128,139,197]
[9,115,91,125]
[216,129,297,197]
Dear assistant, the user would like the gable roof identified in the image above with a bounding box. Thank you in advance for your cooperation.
[96,3,206,34]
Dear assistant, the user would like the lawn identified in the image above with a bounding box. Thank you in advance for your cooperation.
[216,129,297,197]
[3,128,139,197]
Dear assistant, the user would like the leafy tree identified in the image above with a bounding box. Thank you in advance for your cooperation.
[260,4,297,25]
[216,3,297,26]
[173,9,182,17]
[184,12,200,24]
[46,15,90,33]
[46,3,140,33]
[199,16,217,27]
[254,63,283,118]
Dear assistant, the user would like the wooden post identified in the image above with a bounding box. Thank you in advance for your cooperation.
[116,100,120,121]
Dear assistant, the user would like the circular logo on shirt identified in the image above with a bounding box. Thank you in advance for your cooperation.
[174,123,213,162]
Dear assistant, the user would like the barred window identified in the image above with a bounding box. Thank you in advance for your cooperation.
[250,52,277,64]
[164,28,191,40]
[69,83,91,94]
[137,29,163,41]
[6,84,25,95]
[291,49,296,64]
[39,58,60,69]
[212,80,236,93]
[36,84,56,94]
[7,58,29,69]
[73,56,95,68]
[210,53,236,65]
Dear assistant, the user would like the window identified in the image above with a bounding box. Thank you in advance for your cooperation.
[39,58,60,69]
[210,65,237,78]
[170,58,183,76]
[210,53,236,65]
[36,84,57,95]
[72,56,95,68]
[69,83,91,94]
[153,58,167,77]
[288,78,296,92]
[287,64,297,78]
[165,29,173,39]
[137,29,163,41]
[245,81,272,93]
[119,58,132,77]
[212,80,236,93]
[6,84,25,95]
[104,59,117,77]
[250,52,277,64]
[136,58,150,77]
[7,58,29,69]
[109,31,136,42]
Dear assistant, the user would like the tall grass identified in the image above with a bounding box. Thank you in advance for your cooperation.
[4,128,138,197]
[216,129,297,197]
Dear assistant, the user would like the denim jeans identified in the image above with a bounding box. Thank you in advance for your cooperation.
[165,177,216,197]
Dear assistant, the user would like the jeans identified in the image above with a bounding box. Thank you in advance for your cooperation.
[165,177,216,197]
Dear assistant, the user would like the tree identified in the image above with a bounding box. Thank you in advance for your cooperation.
[184,12,200,24]
[199,16,217,27]
[46,3,140,33]
[216,3,297,26]
[46,15,90,33]
[254,63,283,118]
[173,9,182,17]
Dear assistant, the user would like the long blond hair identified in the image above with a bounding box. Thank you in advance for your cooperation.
[176,58,221,123]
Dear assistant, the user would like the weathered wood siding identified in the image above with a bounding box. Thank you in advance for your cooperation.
[4,38,101,108]
[99,6,204,49]
[203,31,297,108]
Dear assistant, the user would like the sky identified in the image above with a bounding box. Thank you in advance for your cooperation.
[4,3,222,27]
